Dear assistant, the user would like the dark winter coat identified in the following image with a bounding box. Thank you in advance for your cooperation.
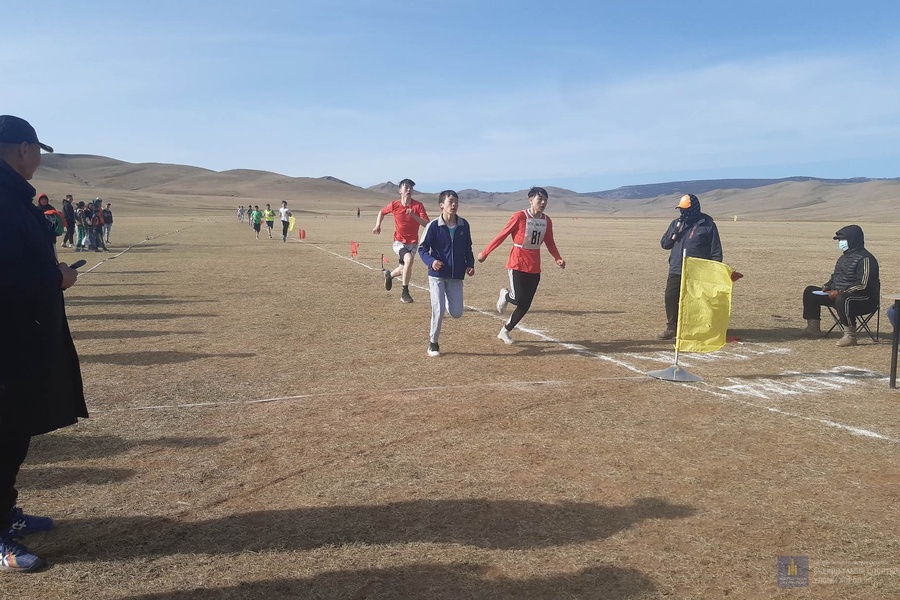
[0,159,87,435]
[826,225,879,297]
[660,205,723,277]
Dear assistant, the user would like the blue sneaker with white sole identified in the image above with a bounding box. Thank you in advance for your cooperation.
[0,534,43,573]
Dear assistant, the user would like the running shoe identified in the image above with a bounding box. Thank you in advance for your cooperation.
[5,507,53,537]
[401,289,414,303]
[427,342,440,357]
[383,269,393,291]
[498,327,514,345]
[496,288,509,315]
[0,534,42,573]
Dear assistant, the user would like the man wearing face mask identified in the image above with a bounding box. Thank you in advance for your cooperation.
[658,194,723,340]
[798,225,879,346]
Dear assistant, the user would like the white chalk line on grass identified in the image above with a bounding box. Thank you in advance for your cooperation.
[76,227,195,275]
[293,239,900,446]
[92,375,650,412]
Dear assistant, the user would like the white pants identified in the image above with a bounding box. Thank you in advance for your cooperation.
[429,277,464,343]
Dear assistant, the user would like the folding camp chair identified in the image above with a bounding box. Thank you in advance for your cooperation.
[825,302,880,342]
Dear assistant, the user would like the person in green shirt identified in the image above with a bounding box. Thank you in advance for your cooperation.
[263,204,276,238]
[250,205,262,240]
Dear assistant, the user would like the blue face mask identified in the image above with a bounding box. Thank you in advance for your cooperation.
[838,239,849,252]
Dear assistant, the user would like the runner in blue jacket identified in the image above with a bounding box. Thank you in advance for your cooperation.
[418,190,475,357]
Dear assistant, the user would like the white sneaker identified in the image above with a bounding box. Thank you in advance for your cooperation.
[498,327,514,345]
[496,288,509,314]
[427,342,440,357]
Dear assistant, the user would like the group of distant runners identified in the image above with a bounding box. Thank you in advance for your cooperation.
[238,202,293,242]
[373,179,565,357]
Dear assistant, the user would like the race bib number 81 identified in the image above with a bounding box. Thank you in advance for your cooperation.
[523,217,547,249]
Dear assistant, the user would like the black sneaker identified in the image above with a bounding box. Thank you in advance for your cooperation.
[401,289,414,303]
[427,342,440,357]
[658,328,676,340]
[383,269,393,291]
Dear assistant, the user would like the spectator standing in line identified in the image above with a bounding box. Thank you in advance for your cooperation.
[102,203,113,244]
[0,114,88,573]
[61,195,75,248]
[74,201,86,252]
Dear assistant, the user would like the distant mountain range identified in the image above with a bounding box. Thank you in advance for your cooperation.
[31,154,900,221]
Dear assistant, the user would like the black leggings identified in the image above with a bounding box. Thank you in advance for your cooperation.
[505,270,541,331]
[282,220,289,238]
[0,429,30,528]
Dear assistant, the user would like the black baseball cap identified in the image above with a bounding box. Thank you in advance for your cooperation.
[0,115,53,153]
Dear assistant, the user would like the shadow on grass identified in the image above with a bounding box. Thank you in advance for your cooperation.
[528,309,627,316]
[68,313,219,321]
[78,351,255,365]
[50,497,694,559]
[72,330,204,340]
[27,434,227,464]
[74,283,171,287]
[66,295,215,306]
[113,563,656,599]
[18,466,137,488]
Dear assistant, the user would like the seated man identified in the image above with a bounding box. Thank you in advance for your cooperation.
[798,225,879,347]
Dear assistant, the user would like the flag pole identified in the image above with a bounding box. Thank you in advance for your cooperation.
[648,248,703,382]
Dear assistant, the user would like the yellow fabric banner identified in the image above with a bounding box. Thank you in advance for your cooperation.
[675,257,734,353]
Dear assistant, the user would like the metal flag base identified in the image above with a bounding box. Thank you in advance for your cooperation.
[647,365,703,382]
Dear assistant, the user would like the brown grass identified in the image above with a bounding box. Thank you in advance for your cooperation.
[5,203,900,599]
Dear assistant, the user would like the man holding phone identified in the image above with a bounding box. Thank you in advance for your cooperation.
[0,115,88,572]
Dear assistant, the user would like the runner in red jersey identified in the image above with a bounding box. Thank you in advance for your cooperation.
[478,186,565,344]
[373,178,429,303]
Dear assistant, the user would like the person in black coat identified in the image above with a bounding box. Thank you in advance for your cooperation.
[797,225,879,347]
[0,115,87,572]
[658,194,723,340]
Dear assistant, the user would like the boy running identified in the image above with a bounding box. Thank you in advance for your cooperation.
[263,204,276,238]
[478,186,565,344]
[418,190,475,357]
[250,205,262,240]
[279,201,292,242]
[373,178,429,303]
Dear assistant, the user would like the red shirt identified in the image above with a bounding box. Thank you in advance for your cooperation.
[380,199,429,244]
[480,209,561,274]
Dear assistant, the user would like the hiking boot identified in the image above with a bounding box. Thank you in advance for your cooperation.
[427,342,440,357]
[383,269,393,291]
[5,508,53,537]
[401,288,414,303]
[496,288,509,315]
[793,319,821,338]
[0,534,43,573]
[498,327,514,345]
[657,328,676,340]
[836,325,857,347]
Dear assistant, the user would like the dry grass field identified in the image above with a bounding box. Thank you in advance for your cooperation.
[6,196,900,599]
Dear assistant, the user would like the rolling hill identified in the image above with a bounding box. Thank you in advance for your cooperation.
[30,154,900,221]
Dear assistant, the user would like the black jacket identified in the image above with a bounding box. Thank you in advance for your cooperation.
[0,159,87,435]
[63,200,75,228]
[826,225,879,297]
[660,214,723,276]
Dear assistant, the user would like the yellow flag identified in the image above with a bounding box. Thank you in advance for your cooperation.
[675,257,734,353]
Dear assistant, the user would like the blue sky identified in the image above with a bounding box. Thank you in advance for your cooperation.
[4,1,900,192]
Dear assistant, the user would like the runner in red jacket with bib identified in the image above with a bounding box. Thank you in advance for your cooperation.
[478,186,565,344]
